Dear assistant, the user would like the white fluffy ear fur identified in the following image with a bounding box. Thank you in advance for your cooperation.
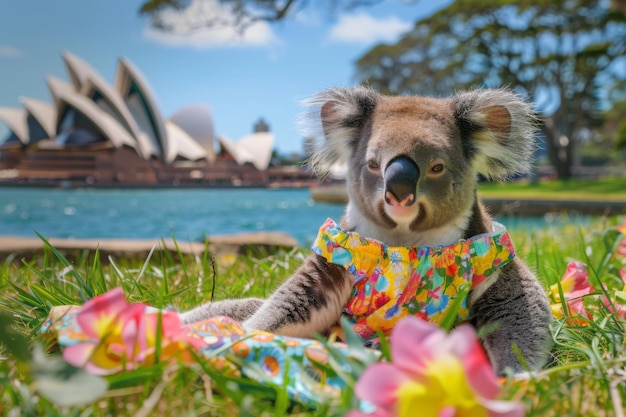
[299,86,378,177]
[454,88,538,180]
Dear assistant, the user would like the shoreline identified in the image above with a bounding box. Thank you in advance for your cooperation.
[310,185,626,216]
[481,197,626,216]
[0,182,308,190]
[0,232,298,262]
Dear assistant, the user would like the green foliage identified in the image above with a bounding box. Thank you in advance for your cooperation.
[140,0,626,180]
[477,177,626,198]
[139,0,382,32]
[617,120,626,150]
[0,243,322,416]
[31,347,109,407]
[0,312,30,362]
[2,217,626,415]
[356,0,626,179]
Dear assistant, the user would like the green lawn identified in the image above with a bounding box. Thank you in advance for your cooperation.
[478,177,626,200]
[1,216,626,416]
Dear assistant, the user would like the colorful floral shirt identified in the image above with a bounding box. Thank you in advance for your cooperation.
[312,218,516,344]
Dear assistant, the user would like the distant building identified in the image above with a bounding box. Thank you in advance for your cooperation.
[254,118,270,133]
[0,51,309,187]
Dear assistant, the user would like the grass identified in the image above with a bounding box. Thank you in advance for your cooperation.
[478,177,626,200]
[1,216,626,416]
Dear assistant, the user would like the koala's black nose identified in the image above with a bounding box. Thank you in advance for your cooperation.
[384,157,420,206]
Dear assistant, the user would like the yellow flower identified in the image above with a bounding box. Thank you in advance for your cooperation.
[397,353,487,417]
[63,288,205,375]
[351,317,523,417]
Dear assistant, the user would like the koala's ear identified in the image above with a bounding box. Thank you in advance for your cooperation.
[299,86,377,177]
[453,88,538,180]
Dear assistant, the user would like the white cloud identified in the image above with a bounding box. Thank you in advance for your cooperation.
[0,46,24,58]
[293,9,321,26]
[329,12,412,45]
[143,0,278,49]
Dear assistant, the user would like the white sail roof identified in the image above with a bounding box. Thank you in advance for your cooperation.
[218,131,274,170]
[0,108,28,144]
[46,76,138,151]
[62,50,93,90]
[237,132,274,170]
[164,121,208,162]
[2,51,275,173]
[169,104,216,162]
[62,51,154,158]
[115,58,168,161]
[21,98,56,138]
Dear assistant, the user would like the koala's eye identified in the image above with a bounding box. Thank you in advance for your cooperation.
[367,159,380,171]
[430,163,445,174]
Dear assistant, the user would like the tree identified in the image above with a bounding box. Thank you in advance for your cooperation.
[356,0,626,179]
[613,0,626,15]
[141,0,626,179]
[595,81,626,157]
[139,0,388,32]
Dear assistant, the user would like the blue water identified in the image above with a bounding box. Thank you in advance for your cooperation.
[0,187,584,247]
[0,188,346,246]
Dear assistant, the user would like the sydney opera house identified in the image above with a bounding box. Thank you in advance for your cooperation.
[0,51,310,187]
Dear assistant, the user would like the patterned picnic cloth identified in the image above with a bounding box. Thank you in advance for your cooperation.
[41,305,352,406]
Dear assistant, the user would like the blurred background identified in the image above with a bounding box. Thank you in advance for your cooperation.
[1,0,625,244]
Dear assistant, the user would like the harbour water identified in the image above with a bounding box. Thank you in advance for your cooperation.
[0,188,345,246]
[0,187,585,247]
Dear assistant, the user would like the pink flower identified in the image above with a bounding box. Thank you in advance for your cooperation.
[63,287,204,375]
[346,410,393,417]
[549,261,593,301]
[351,317,524,417]
[549,262,594,324]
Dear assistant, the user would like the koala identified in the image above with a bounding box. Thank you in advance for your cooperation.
[181,86,553,375]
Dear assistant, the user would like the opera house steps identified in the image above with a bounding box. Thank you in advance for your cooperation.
[13,147,155,184]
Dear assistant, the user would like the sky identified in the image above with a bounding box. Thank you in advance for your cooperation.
[0,0,451,156]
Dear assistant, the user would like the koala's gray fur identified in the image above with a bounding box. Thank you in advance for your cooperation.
[181,86,553,375]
